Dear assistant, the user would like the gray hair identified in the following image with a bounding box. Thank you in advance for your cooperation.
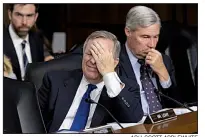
[126,6,161,31]
[83,30,121,59]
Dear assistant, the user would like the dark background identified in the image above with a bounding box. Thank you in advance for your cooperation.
[4,4,197,50]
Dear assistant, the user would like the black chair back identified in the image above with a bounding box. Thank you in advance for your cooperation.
[157,22,198,103]
[3,77,47,133]
[25,52,83,91]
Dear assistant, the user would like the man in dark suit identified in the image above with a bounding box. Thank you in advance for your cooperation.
[3,4,44,80]
[38,31,143,133]
[119,6,177,115]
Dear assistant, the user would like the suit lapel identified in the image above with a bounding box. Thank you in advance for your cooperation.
[119,44,136,78]
[29,33,38,62]
[49,71,83,132]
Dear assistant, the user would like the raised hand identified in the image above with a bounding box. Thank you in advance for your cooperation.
[145,49,169,81]
[90,40,116,76]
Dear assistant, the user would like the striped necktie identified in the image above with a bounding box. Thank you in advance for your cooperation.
[21,40,28,71]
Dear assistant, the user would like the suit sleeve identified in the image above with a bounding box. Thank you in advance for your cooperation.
[112,77,144,123]
[160,55,179,107]
[163,54,177,89]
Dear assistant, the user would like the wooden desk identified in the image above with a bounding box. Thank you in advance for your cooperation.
[115,111,197,133]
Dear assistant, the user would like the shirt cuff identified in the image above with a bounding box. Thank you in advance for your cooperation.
[159,75,172,88]
[103,72,125,98]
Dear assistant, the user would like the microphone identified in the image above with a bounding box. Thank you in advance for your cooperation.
[155,90,194,112]
[153,74,194,112]
[85,98,124,129]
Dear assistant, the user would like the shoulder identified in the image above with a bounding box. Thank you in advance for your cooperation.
[44,69,83,81]
[3,25,10,40]
[161,53,172,64]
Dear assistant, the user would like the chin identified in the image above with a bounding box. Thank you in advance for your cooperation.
[18,32,28,37]
[84,71,101,82]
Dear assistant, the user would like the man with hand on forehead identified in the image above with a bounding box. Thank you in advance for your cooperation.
[38,30,143,133]
[119,6,177,115]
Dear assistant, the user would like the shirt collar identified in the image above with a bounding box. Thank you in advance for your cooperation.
[82,75,104,90]
[125,42,140,66]
[9,24,29,46]
[126,42,154,76]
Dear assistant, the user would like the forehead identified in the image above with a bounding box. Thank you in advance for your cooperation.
[134,24,160,36]
[13,4,36,13]
[86,38,114,51]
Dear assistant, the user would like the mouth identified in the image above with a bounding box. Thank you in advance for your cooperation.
[87,65,98,71]
[19,26,29,30]
[19,28,29,31]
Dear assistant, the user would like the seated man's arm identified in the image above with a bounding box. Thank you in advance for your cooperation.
[160,54,177,89]
[102,72,143,123]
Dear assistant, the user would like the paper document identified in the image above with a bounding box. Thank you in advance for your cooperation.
[173,106,197,115]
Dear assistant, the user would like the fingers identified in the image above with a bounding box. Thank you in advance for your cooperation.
[145,49,163,66]
[90,49,99,62]
[90,41,105,56]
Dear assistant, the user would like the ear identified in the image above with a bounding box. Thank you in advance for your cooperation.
[125,27,131,37]
[114,58,119,68]
[8,10,12,20]
[34,12,39,22]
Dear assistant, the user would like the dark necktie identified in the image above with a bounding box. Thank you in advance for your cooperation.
[70,84,97,131]
[138,59,162,114]
[21,40,28,70]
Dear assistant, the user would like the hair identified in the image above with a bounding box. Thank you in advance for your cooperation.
[8,4,39,13]
[4,55,13,74]
[83,30,121,59]
[125,6,161,31]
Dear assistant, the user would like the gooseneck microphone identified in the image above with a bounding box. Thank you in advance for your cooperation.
[153,73,194,112]
[85,98,124,129]
[155,90,194,112]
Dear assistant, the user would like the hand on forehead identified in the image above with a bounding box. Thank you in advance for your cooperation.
[91,38,113,52]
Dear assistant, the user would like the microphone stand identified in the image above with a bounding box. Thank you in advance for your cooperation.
[85,98,124,129]
[154,73,194,112]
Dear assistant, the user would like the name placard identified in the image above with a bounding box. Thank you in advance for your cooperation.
[144,109,177,124]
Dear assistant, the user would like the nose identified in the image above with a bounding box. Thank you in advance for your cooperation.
[147,38,156,48]
[90,57,96,64]
[22,16,27,25]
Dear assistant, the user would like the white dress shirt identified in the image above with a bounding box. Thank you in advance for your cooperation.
[9,24,32,80]
[59,72,124,131]
[125,43,172,115]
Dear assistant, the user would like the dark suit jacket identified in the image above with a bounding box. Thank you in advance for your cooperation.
[3,25,44,80]
[38,69,143,133]
[118,44,178,108]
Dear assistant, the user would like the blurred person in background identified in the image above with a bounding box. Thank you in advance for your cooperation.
[3,4,53,81]
[4,55,17,79]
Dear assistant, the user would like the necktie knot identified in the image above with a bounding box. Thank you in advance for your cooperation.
[138,59,145,65]
[86,84,97,95]
[21,40,27,49]
[138,59,148,75]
